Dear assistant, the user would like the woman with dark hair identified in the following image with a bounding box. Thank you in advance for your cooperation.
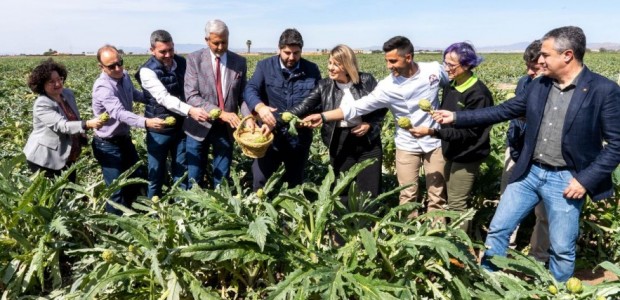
[411,42,494,232]
[23,58,103,181]
[287,44,387,198]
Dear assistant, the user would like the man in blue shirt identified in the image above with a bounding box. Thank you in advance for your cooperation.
[244,28,321,190]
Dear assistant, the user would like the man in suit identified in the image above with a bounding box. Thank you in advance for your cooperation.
[92,45,166,215]
[136,30,210,199]
[184,19,252,188]
[244,28,321,190]
[434,26,620,281]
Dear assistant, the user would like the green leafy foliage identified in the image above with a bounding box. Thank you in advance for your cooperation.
[1,53,620,298]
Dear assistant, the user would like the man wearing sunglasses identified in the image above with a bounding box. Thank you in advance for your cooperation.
[92,45,166,215]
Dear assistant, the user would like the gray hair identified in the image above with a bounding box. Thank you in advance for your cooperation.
[542,26,586,63]
[150,29,173,48]
[205,19,229,37]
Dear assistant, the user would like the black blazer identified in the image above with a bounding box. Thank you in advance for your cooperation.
[456,66,620,200]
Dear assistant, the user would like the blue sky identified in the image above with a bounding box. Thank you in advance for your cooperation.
[3,0,620,54]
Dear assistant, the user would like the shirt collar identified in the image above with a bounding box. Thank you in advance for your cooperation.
[101,70,126,83]
[452,74,478,93]
[553,67,583,91]
[210,50,227,63]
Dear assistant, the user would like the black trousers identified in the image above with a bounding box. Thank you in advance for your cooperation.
[329,127,382,197]
[27,160,77,183]
[252,131,312,191]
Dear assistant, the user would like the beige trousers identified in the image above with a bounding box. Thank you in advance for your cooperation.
[395,147,446,217]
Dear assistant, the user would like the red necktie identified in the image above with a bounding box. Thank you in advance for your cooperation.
[215,56,224,109]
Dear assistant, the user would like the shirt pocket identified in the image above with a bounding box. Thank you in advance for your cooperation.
[293,81,316,99]
[266,76,286,96]
[38,135,60,150]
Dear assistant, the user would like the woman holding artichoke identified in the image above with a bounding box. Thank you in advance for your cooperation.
[287,44,387,198]
[411,42,494,233]
[23,59,104,181]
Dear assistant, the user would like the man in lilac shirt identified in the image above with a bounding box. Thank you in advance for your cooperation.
[91,45,165,214]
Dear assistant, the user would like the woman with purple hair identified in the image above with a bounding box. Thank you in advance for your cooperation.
[411,42,494,234]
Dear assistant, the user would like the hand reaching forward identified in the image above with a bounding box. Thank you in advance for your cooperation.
[85,118,105,129]
[301,114,323,128]
[432,110,455,124]
[187,107,210,122]
[146,118,166,130]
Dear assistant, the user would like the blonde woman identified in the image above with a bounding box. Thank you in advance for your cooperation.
[288,44,387,197]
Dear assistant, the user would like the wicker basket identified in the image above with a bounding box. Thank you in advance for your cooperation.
[233,115,274,158]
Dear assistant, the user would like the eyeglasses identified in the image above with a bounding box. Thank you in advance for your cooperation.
[46,77,64,86]
[102,59,124,70]
[443,61,460,70]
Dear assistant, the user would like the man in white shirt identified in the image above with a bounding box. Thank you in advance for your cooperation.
[303,36,449,218]
[136,29,210,199]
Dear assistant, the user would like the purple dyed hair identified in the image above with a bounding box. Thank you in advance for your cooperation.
[443,42,483,69]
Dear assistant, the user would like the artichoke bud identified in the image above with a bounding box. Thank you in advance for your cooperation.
[209,108,222,119]
[99,112,110,122]
[397,117,412,129]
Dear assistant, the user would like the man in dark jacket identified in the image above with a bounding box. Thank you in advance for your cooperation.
[434,26,620,282]
[244,28,321,190]
[136,30,210,198]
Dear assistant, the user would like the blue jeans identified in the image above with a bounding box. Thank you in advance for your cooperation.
[481,164,584,282]
[92,135,146,215]
[186,122,232,188]
[146,130,187,198]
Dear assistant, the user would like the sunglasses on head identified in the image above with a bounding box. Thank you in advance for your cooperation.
[102,58,124,70]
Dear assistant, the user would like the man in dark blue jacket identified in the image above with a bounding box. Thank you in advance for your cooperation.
[244,28,321,190]
[434,26,620,282]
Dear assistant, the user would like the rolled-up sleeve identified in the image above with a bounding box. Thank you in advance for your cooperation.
[139,68,191,116]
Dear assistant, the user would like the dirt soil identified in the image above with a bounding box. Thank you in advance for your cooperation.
[575,268,618,285]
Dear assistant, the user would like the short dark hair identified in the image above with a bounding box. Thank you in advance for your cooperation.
[382,36,414,56]
[96,44,120,64]
[150,29,173,48]
[542,26,586,62]
[278,28,304,49]
[523,40,542,63]
[27,58,67,94]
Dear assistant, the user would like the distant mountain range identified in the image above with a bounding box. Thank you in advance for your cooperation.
[5,42,620,56]
[357,42,620,53]
[120,44,276,55]
[184,41,617,54]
